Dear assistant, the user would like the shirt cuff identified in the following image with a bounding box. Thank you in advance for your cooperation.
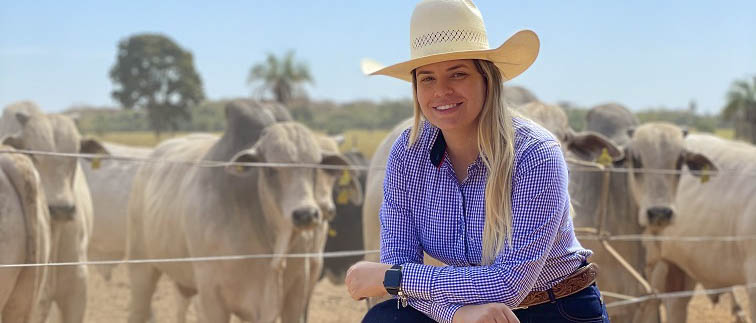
[408,299,463,323]
[401,262,437,301]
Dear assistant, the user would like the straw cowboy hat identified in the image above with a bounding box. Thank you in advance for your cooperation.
[361,0,539,82]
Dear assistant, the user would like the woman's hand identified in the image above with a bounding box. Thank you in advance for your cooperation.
[344,261,393,300]
[452,303,520,323]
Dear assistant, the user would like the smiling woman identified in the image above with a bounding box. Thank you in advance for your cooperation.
[346,0,609,322]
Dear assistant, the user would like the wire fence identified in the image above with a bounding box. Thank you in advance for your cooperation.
[0,148,751,176]
[1,147,754,311]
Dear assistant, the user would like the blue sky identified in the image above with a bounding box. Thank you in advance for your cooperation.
[1,1,754,114]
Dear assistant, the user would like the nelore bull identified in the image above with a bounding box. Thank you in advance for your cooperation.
[126,100,361,323]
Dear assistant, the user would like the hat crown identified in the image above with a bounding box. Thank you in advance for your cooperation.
[410,0,490,59]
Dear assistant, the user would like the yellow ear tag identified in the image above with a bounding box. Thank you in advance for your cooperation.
[338,170,351,186]
[596,148,612,167]
[337,190,349,205]
[91,157,101,170]
[328,228,338,237]
[700,164,710,184]
[236,165,245,173]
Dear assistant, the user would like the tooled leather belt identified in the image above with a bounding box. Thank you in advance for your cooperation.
[515,263,599,310]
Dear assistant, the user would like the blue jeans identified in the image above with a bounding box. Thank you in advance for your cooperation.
[362,284,609,323]
[513,284,610,323]
[362,299,435,323]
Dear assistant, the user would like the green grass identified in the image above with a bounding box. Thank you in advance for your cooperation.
[337,129,391,159]
[714,128,735,140]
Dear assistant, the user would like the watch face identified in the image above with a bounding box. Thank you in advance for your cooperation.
[384,269,402,288]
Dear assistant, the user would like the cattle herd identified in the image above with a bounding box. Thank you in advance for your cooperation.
[0,90,754,322]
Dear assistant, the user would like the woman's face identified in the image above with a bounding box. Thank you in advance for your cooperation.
[415,59,486,135]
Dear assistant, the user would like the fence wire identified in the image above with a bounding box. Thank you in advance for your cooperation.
[1,147,755,311]
[1,148,752,176]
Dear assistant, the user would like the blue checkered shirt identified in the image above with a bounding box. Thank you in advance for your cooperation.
[379,117,592,322]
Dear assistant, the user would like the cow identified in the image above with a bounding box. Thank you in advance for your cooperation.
[321,150,368,285]
[81,143,151,281]
[126,100,361,323]
[1,103,107,323]
[565,103,656,322]
[624,131,754,323]
[0,145,50,323]
[280,135,364,323]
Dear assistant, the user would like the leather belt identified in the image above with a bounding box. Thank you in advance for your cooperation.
[515,263,599,310]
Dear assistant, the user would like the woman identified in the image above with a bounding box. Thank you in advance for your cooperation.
[345,1,609,322]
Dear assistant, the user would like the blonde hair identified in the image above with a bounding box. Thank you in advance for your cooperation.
[409,60,515,265]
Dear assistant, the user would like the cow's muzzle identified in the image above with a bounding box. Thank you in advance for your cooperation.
[292,206,321,228]
[49,204,76,221]
[647,206,673,227]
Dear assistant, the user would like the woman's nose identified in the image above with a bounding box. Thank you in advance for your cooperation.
[433,79,453,97]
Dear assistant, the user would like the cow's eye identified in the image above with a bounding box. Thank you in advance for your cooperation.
[265,167,279,177]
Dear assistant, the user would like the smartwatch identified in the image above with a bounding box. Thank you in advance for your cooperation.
[383,264,402,295]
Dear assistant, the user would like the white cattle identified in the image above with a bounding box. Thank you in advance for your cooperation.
[280,136,363,323]
[0,146,50,322]
[126,100,360,323]
[1,104,106,323]
[567,103,656,322]
[640,134,754,323]
[81,142,151,281]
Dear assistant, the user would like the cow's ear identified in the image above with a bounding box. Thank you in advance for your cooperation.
[80,138,109,155]
[566,131,623,162]
[322,152,364,205]
[226,148,261,177]
[1,134,24,150]
[683,150,717,177]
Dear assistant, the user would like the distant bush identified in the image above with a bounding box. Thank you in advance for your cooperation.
[68,98,413,136]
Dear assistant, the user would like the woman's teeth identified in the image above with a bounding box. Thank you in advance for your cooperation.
[435,103,459,110]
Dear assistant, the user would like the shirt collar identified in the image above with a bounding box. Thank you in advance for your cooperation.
[430,130,446,168]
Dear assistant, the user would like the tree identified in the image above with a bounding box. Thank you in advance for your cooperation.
[722,76,756,143]
[110,33,205,137]
[247,50,313,104]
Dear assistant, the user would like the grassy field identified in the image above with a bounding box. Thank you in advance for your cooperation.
[87,131,221,147]
[714,128,735,139]
[89,129,391,158]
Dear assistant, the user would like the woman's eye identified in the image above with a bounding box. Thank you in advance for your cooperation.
[420,76,434,83]
[451,72,467,79]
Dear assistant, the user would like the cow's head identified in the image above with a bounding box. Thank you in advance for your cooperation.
[515,101,624,162]
[1,112,108,221]
[616,123,716,232]
[224,122,360,231]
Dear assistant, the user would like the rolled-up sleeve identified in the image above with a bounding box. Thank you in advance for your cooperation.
[399,140,569,308]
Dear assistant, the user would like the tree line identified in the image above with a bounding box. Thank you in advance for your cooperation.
[93,33,756,143]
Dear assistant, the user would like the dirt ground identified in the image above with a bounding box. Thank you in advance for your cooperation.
[77,265,743,323]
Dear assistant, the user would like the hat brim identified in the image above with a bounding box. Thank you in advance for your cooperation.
[361,30,539,82]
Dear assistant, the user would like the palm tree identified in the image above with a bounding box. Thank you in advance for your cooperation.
[247,50,314,104]
[722,76,756,143]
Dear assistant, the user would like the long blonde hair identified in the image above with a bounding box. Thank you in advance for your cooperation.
[409,60,515,265]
